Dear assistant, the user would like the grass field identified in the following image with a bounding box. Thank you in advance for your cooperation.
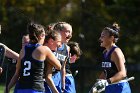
[0,84,14,93]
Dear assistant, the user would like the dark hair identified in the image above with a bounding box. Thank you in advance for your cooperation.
[53,22,71,31]
[103,22,120,42]
[27,23,45,43]
[67,41,82,58]
[46,23,56,31]
[45,30,61,43]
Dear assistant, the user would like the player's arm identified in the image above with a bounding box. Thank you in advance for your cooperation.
[45,62,59,93]
[61,58,66,92]
[6,49,22,93]
[45,47,61,70]
[0,43,19,60]
[61,45,70,91]
[99,71,106,79]
[109,48,127,83]
[5,45,19,60]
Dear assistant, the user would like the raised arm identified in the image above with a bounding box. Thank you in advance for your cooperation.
[0,43,19,60]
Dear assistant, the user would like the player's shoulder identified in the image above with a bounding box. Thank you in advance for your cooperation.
[37,45,49,50]
[112,47,124,56]
[114,47,122,53]
[65,44,70,51]
[37,45,51,53]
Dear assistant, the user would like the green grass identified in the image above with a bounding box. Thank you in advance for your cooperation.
[0,84,14,93]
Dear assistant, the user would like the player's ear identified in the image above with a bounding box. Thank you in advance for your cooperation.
[110,36,114,41]
[40,33,45,38]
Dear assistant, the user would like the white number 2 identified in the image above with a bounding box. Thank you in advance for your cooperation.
[23,61,31,76]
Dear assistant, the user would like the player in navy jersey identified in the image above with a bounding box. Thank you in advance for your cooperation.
[6,23,61,93]
[97,23,131,93]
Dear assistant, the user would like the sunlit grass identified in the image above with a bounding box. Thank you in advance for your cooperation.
[0,84,14,93]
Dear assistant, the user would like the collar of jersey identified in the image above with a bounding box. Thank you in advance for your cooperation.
[57,43,64,51]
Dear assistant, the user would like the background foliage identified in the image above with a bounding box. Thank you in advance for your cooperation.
[0,0,140,93]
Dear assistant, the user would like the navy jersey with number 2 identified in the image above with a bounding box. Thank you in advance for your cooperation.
[17,43,45,93]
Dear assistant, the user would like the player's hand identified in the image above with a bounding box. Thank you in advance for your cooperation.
[94,79,109,92]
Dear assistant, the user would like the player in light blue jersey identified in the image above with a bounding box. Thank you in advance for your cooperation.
[44,29,62,93]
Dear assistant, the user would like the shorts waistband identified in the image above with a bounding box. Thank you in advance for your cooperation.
[111,79,128,85]
[65,74,72,76]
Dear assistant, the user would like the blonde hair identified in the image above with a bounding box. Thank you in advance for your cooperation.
[53,22,72,31]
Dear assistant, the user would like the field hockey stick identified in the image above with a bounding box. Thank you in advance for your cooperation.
[73,70,78,77]
[0,25,1,34]
[89,76,135,93]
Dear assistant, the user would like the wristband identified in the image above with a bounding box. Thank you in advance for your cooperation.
[107,79,111,84]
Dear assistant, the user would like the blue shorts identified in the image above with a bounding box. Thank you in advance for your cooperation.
[52,72,61,92]
[44,72,61,93]
[44,81,52,93]
[64,74,76,93]
[105,82,131,93]
[14,82,44,93]
[16,89,44,93]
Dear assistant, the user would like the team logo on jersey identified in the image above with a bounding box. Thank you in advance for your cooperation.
[102,62,111,68]
[53,52,67,62]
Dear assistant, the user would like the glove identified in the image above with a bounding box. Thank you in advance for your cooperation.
[94,79,109,93]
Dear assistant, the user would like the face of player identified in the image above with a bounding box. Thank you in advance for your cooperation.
[99,30,113,48]
[22,35,30,47]
[70,54,78,63]
[46,36,62,51]
[60,25,72,43]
